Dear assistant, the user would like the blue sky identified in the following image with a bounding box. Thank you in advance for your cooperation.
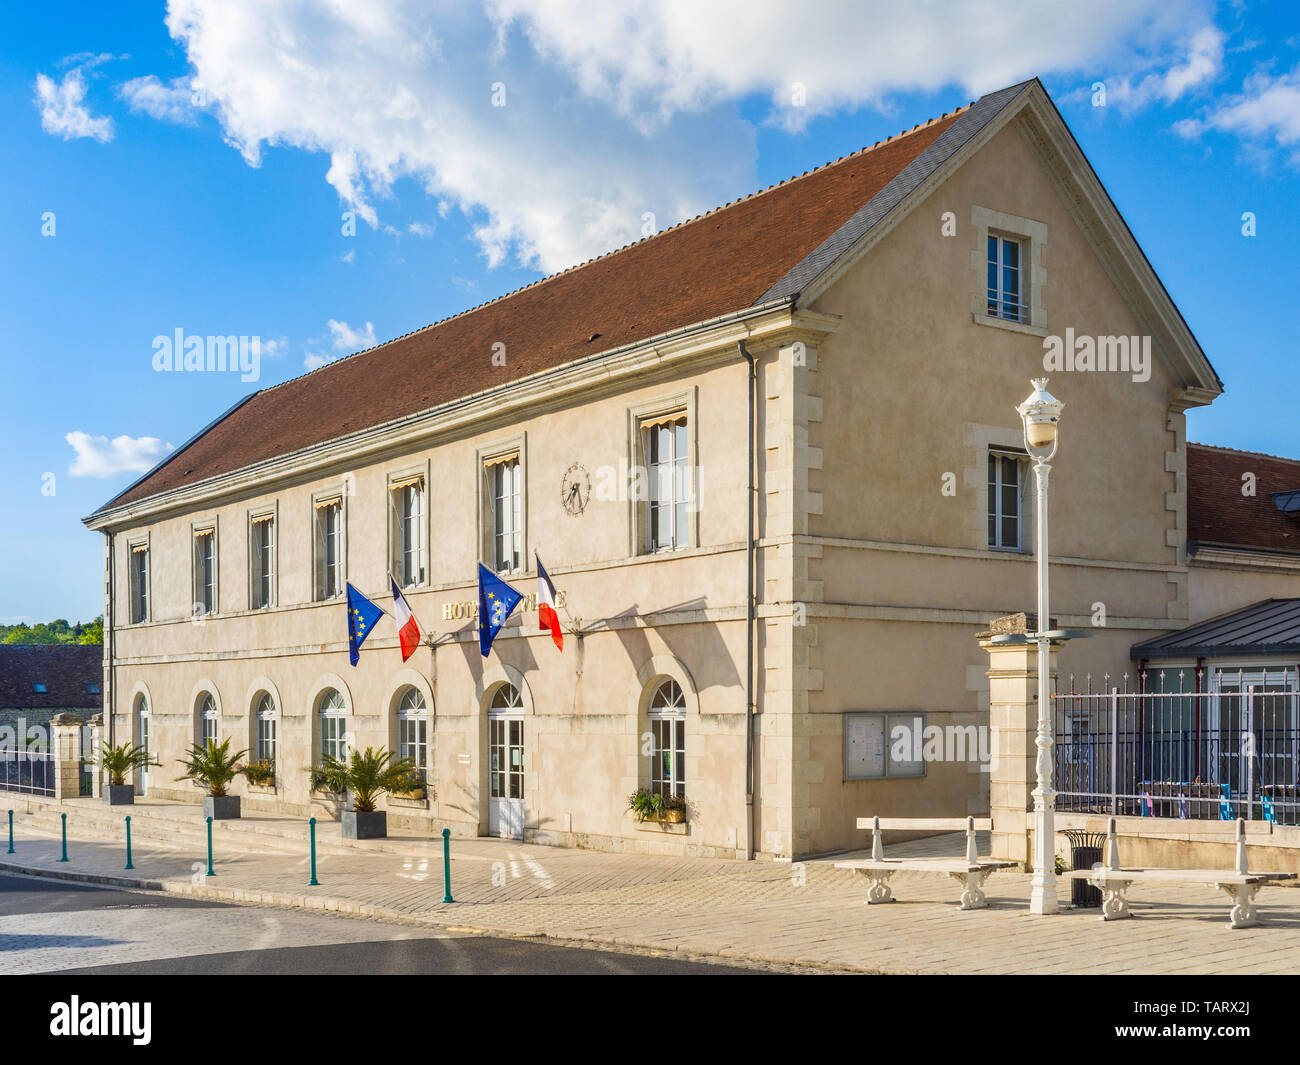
[3,1,1299,623]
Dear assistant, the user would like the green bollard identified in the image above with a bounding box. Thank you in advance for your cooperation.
[308,817,319,886]
[59,812,68,862]
[441,827,454,903]
[124,815,134,871]
[6,809,12,854]
[205,815,215,877]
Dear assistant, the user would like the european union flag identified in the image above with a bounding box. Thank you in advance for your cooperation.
[346,582,385,666]
[478,563,524,658]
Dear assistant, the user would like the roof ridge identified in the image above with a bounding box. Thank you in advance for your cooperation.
[1189,441,1300,465]
[260,104,972,396]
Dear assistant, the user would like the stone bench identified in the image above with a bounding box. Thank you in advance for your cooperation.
[835,816,1017,910]
[1065,816,1296,929]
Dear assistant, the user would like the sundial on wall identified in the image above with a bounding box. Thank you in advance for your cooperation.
[560,462,591,516]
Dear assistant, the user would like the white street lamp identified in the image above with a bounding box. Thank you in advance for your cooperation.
[1016,377,1064,915]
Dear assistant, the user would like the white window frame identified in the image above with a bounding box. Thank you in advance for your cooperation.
[318,689,348,762]
[248,508,277,610]
[970,206,1047,336]
[477,435,527,576]
[648,679,686,800]
[313,490,347,601]
[986,234,1025,323]
[388,465,429,588]
[198,693,219,748]
[396,687,429,775]
[192,523,217,617]
[128,539,150,624]
[987,449,1026,552]
[255,692,277,765]
[628,389,698,557]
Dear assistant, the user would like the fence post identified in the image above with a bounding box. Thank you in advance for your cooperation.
[1245,686,1256,821]
[1110,687,1119,816]
[308,817,319,886]
[205,815,215,877]
[59,812,68,862]
[124,815,134,870]
[977,615,1064,865]
[6,809,12,854]
[441,827,454,903]
[51,716,83,801]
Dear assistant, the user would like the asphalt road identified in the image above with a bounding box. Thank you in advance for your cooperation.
[0,873,768,975]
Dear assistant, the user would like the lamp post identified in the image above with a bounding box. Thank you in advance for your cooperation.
[1016,377,1064,915]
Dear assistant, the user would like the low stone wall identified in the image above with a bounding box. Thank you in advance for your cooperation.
[1053,814,1300,876]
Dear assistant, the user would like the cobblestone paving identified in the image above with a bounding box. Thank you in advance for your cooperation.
[5,802,1300,974]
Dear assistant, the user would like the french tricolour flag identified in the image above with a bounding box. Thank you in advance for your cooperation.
[536,554,563,652]
[389,576,422,662]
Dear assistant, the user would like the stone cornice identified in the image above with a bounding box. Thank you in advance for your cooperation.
[1189,543,1300,571]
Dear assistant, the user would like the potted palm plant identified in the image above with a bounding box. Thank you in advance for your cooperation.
[313,747,415,839]
[176,738,247,819]
[98,742,148,805]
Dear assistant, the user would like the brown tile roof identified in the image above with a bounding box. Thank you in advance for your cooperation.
[96,104,971,514]
[0,645,103,711]
[1188,443,1300,556]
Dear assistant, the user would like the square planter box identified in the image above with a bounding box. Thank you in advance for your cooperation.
[342,810,387,840]
[204,795,241,820]
[104,785,134,806]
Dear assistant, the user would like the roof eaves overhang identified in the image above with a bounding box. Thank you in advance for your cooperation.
[83,296,831,532]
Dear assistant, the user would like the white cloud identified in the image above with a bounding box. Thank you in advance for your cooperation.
[119,74,201,124]
[303,319,379,370]
[1102,25,1225,111]
[1175,66,1300,165]
[407,221,436,237]
[65,432,173,478]
[141,0,1223,272]
[33,68,114,143]
[326,319,378,351]
[488,0,1222,128]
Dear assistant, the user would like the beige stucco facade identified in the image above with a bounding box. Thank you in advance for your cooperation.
[88,84,1276,860]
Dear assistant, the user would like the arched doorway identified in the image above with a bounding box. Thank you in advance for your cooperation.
[487,683,524,838]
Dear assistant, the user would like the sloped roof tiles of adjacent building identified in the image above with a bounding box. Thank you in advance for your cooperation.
[1187,443,1300,556]
[0,645,103,711]
[1132,598,1300,659]
[96,87,1009,515]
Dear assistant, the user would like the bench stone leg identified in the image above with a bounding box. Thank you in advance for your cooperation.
[1219,883,1260,929]
[1100,881,1131,921]
[949,870,988,910]
[858,870,894,904]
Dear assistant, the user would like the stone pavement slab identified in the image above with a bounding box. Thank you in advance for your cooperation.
[4,804,1300,974]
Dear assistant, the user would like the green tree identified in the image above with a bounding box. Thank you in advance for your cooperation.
[0,616,102,645]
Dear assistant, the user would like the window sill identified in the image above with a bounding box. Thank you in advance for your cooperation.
[246,782,277,795]
[971,311,1047,338]
[388,794,429,810]
[634,818,690,836]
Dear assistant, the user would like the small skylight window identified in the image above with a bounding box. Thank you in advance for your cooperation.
[32,683,47,694]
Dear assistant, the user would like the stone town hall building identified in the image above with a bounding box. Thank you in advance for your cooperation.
[85,79,1298,860]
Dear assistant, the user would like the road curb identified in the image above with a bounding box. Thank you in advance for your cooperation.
[0,860,165,892]
[0,856,865,973]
